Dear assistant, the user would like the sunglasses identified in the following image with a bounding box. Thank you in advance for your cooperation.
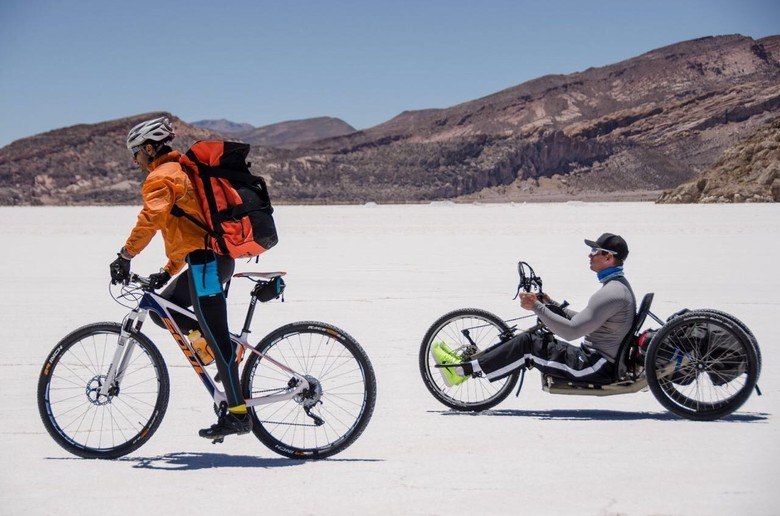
[589,247,617,257]
[131,145,144,157]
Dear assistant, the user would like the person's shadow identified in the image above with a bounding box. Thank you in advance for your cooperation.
[431,408,769,422]
[47,452,382,470]
[120,452,383,470]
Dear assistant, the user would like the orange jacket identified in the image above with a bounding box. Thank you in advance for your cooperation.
[124,150,207,275]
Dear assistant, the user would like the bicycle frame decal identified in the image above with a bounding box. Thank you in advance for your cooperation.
[139,291,219,397]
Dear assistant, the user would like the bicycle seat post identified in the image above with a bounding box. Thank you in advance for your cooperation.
[240,291,259,337]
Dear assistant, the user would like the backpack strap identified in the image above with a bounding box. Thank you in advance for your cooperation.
[170,204,227,254]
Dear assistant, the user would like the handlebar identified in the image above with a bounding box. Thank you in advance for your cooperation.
[129,273,152,290]
[513,261,543,299]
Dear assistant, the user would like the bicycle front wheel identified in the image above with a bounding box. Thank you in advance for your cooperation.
[37,323,170,459]
[241,322,376,459]
[419,308,519,411]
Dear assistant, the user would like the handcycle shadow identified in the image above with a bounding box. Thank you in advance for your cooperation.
[430,408,769,422]
[122,452,383,470]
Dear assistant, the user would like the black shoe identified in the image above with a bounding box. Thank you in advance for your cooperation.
[199,412,253,441]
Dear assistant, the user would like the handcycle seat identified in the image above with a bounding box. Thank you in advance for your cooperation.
[234,271,287,281]
[544,293,655,387]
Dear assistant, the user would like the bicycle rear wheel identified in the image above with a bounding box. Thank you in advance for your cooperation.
[241,322,376,459]
[419,308,519,411]
[37,323,170,459]
[646,312,758,420]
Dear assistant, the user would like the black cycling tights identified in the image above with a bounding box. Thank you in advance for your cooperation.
[150,250,241,408]
[186,250,242,408]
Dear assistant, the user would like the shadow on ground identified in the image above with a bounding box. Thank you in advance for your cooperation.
[431,409,770,422]
[47,452,383,470]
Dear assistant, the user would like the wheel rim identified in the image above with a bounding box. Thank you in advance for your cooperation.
[652,318,752,413]
[424,314,513,408]
[43,331,163,453]
[247,330,370,454]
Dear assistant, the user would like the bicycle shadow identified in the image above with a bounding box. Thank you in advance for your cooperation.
[46,452,383,470]
[430,408,770,422]
[120,452,383,470]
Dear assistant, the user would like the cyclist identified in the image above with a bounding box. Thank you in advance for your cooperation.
[109,116,251,440]
[433,233,636,385]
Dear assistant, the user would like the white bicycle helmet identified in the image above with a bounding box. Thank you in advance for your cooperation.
[126,116,175,151]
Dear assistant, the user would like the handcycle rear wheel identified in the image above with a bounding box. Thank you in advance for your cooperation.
[419,308,519,411]
[646,311,758,421]
[37,323,170,459]
[679,309,762,376]
[241,321,376,459]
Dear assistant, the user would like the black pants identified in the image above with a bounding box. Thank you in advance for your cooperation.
[477,332,613,383]
[153,253,235,335]
[151,251,242,407]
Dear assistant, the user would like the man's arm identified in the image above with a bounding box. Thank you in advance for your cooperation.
[529,286,623,341]
[124,173,176,257]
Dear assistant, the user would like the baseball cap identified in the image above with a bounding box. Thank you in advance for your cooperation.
[584,233,629,261]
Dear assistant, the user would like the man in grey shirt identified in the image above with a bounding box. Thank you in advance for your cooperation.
[433,233,636,385]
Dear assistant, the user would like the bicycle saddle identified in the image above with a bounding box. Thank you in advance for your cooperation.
[233,271,287,281]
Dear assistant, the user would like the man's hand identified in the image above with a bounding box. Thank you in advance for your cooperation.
[109,254,131,284]
[519,292,539,310]
[148,269,171,290]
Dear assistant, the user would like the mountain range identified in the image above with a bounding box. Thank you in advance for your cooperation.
[1,33,778,205]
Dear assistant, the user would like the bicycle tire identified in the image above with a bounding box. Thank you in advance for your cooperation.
[677,309,762,377]
[37,322,170,459]
[419,308,519,411]
[646,312,758,421]
[241,321,376,459]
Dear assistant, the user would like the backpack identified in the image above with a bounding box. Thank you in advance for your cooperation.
[174,140,278,259]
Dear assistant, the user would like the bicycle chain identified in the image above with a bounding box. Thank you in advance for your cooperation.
[250,388,322,427]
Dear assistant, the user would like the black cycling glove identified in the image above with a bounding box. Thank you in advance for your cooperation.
[148,269,171,290]
[110,254,131,284]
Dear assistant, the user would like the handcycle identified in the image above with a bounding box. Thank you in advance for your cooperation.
[38,271,376,459]
[419,262,762,421]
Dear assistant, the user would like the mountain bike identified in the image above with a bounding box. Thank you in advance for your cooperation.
[419,262,761,421]
[38,272,376,459]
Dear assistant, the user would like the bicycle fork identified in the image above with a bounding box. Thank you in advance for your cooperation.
[98,309,147,399]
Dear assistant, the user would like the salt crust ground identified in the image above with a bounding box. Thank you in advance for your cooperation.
[1,202,777,515]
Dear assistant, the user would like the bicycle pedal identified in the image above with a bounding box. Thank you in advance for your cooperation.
[211,437,224,444]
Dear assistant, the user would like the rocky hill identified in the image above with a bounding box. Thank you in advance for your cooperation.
[657,116,780,203]
[235,117,356,149]
[257,34,780,203]
[193,117,356,148]
[1,34,778,205]
[191,119,255,134]
[0,114,235,205]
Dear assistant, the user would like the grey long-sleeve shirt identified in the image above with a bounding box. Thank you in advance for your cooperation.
[532,278,636,361]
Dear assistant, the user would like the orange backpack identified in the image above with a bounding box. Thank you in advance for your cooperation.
[174,141,278,259]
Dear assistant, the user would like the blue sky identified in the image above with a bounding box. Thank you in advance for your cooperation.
[0,0,778,147]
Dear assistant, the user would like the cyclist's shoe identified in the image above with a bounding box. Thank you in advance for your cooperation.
[432,342,469,387]
[199,412,253,441]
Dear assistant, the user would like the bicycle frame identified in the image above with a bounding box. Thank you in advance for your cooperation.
[100,286,310,407]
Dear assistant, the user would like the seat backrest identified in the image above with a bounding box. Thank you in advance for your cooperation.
[612,293,654,382]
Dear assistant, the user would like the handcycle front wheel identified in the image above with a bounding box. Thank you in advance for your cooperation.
[241,321,376,459]
[646,311,759,421]
[419,308,519,411]
[37,322,170,459]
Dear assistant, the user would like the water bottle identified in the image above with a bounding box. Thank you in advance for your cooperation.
[188,330,215,366]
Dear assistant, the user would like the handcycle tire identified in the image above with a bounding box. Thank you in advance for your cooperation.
[241,321,376,459]
[646,311,758,421]
[672,309,761,377]
[37,322,170,459]
[419,308,519,411]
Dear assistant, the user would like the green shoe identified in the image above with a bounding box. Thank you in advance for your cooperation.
[432,342,470,387]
